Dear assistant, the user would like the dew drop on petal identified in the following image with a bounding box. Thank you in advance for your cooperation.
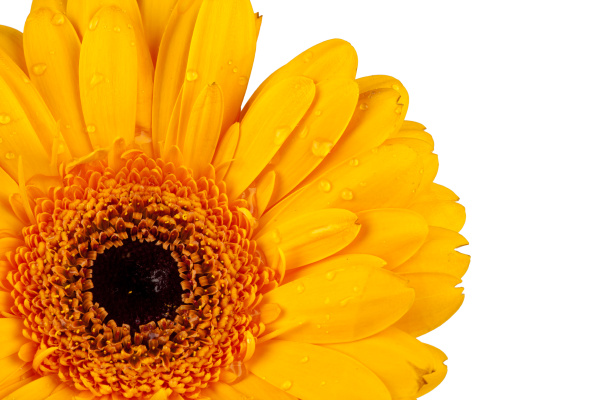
[303,51,313,63]
[318,179,332,193]
[274,127,290,145]
[271,229,282,244]
[311,140,333,157]
[5,152,16,160]
[186,70,198,81]
[0,114,10,124]
[238,76,248,86]
[325,270,337,280]
[300,356,309,363]
[90,72,105,88]
[392,84,401,91]
[340,189,354,201]
[89,17,99,31]
[298,126,309,139]
[314,109,322,117]
[86,125,96,133]
[296,283,305,294]
[232,66,239,73]
[32,63,47,76]
[349,158,359,167]
[359,103,369,111]
[281,381,293,391]
[114,26,121,33]
[51,13,65,26]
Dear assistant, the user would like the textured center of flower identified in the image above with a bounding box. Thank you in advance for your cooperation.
[90,240,183,330]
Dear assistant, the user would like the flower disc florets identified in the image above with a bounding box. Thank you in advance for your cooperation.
[7,151,276,398]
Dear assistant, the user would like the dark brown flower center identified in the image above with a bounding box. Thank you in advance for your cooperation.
[89,239,184,331]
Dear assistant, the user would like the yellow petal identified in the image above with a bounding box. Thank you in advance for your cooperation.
[255,170,276,217]
[304,88,406,183]
[257,208,360,272]
[261,142,423,230]
[408,183,466,232]
[45,386,81,400]
[179,0,257,138]
[0,45,57,154]
[79,5,137,147]
[0,376,36,400]
[0,26,28,74]
[393,226,470,278]
[0,353,28,385]
[148,388,170,400]
[182,83,224,177]
[389,119,433,145]
[0,75,56,181]
[31,0,66,12]
[257,78,359,207]
[0,168,22,235]
[326,327,447,399]
[243,39,358,117]
[260,264,414,343]
[338,209,428,267]
[1,375,61,400]
[0,318,27,359]
[282,253,386,284]
[212,122,239,181]
[201,382,245,399]
[152,0,203,156]
[394,272,464,336]
[232,373,298,400]
[137,0,178,63]
[247,340,391,400]
[23,8,93,157]
[225,76,316,199]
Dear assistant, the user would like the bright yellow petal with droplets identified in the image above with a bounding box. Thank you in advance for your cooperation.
[72,0,154,133]
[45,386,80,400]
[282,253,386,285]
[255,170,276,217]
[79,6,137,147]
[0,168,22,236]
[179,0,256,138]
[0,48,57,153]
[212,122,239,181]
[0,26,28,74]
[0,318,28,359]
[390,120,434,144]
[394,272,464,337]
[232,373,298,400]
[243,39,358,117]
[2,375,61,400]
[24,8,93,157]
[338,209,429,267]
[137,0,178,63]
[201,382,245,399]
[385,137,439,198]
[261,142,423,230]
[356,75,409,99]
[257,78,359,207]
[31,0,66,12]
[247,340,391,400]
[326,327,447,400]
[225,76,316,198]
[182,82,223,177]
[304,88,406,183]
[260,264,414,343]
[0,353,28,385]
[257,208,360,272]
[409,183,466,232]
[393,226,470,278]
[152,0,203,155]
[0,77,55,181]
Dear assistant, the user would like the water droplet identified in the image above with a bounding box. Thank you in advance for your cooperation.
[314,110,322,116]
[325,271,337,280]
[0,138,3,144]
[113,26,121,33]
[395,105,404,114]
[232,66,239,73]
[316,324,321,329]
[359,103,369,111]
[238,76,248,86]
[0,114,10,124]
[23,76,30,84]
[311,140,333,157]
[318,179,332,193]
[86,125,96,133]
[281,381,293,391]
[340,189,354,201]
[340,297,353,307]
[5,152,16,160]
[130,41,136,47]
[392,84,400,91]
[325,314,330,320]
[228,60,233,65]
[89,17,99,31]
[272,229,282,244]
[296,283,305,294]
[186,70,198,81]
[90,72,105,88]
[32,63,47,76]
[419,168,424,174]
[128,24,133,29]
[300,356,309,363]
[274,127,290,145]
[303,51,313,63]
[320,381,326,386]
[51,13,65,26]
[349,158,359,167]
[298,126,309,139]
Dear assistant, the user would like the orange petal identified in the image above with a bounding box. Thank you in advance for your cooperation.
[232,373,298,400]
[408,183,467,232]
[0,26,28,74]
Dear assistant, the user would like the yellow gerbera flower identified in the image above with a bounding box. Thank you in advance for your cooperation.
[0,0,469,399]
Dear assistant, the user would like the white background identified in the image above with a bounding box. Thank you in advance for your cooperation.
[2,1,600,399]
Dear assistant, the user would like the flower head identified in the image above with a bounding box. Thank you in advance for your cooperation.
[0,0,468,399]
